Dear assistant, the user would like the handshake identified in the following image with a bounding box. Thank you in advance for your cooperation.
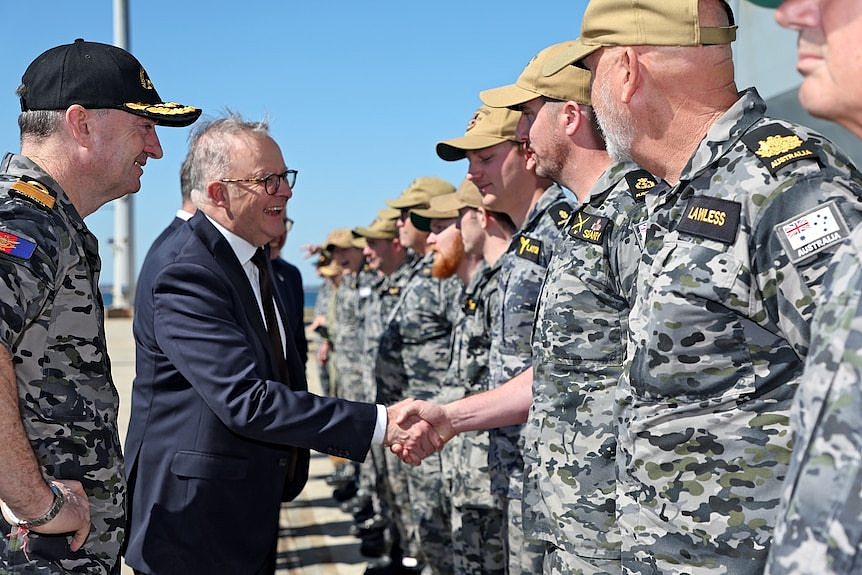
[383,399,455,465]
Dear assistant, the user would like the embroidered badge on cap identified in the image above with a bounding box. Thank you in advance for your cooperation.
[742,124,818,176]
[549,201,573,228]
[624,169,657,201]
[676,196,741,244]
[777,200,850,264]
[568,211,612,245]
[513,234,542,263]
[0,230,37,260]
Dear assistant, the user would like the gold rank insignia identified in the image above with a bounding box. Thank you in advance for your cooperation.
[512,234,542,263]
[387,286,401,296]
[462,297,479,315]
[742,123,818,176]
[549,201,573,228]
[569,211,611,245]
[10,179,55,209]
[624,169,658,201]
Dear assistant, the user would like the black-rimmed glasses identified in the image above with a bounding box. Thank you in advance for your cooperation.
[220,169,298,195]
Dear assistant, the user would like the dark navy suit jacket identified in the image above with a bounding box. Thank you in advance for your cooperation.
[124,212,377,574]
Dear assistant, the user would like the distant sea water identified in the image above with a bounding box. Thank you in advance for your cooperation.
[101,285,320,309]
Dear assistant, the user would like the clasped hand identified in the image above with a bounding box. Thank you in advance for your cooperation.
[384,399,454,465]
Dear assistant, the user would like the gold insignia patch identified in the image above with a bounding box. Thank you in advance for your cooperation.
[753,135,804,158]
[624,169,659,201]
[139,68,154,90]
[742,124,818,177]
[10,180,55,209]
[125,102,199,116]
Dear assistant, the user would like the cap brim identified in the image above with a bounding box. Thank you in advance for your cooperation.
[386,197,424,209]
[123,102,202,127]
[354,226,395,239]
[745,0,782,7]
[480,84,539,109]
[436,134,512,162]
[409,212,432,232]
[542,40,602,77]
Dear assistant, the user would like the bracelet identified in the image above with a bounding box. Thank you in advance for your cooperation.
[17,482,65,529]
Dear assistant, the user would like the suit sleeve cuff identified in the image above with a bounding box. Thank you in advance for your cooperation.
[371,404,387,445]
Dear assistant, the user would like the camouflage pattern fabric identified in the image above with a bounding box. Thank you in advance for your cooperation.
[488,183,568,502]
[765,224,862,575]
[524,163,662,570]
[439,260,506,574]
[0,153,124,574]
[619,89,862,574]
[332,268,375,402]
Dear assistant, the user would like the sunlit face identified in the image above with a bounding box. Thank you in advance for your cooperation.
[219,132,291,247]
[90,109,163,203]
[396,209,429,252]
[584,49,636,163]
[458,208,484,257]
[426,217,463,278]
[776,0,862,137]
[364,237,401,274]
[465,141,532,217]
[332,246,363,274]
[518,97,568,183]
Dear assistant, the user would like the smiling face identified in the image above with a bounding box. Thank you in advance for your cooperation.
[776,0,862,137]
[426,217,463,278]
[220,132,291,247]
[518,97,569,183]
[465,140,533,217]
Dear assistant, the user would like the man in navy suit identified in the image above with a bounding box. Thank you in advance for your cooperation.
[269,216,308,367]
[124,114,441,575]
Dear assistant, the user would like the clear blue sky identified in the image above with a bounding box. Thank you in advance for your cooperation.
[0,1,589,290]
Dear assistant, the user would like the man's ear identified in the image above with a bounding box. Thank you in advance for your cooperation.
[65,105,94,146]
[619,47,641,104]
[562,101,583,138]
[208,180,228,207]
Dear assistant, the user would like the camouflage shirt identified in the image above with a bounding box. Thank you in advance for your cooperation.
[333,267,376,401]
[489,183,569,500]
[764,223,862,575]
[376,253,460,402]
[523,163,660,561]
[619,89,862,574]
[441,260,503,508]
[0,154,124,574]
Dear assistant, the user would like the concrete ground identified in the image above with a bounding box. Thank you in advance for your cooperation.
[107,317,367,574]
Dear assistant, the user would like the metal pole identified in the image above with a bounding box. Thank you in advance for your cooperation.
[111,0,135,314]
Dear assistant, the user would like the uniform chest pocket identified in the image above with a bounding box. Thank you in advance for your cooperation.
[630,238,755,403]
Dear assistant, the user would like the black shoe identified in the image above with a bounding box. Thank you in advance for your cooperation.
[351,514,388,537]
[398,556,423,574]
[364,556,397,575]
[359,530,386,558]
[341,494,372,516]
[332,479,358,502]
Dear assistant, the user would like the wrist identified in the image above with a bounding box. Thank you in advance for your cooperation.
[5,482,65,529]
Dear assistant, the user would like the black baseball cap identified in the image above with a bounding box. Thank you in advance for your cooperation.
[19,38,201,127]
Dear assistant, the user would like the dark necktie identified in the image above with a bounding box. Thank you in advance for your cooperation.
[251,248,291,388]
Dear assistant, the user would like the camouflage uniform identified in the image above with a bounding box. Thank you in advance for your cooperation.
[333,267,375,402]
[313,280,334,395]
[524,164,662,575]
[439,260,506,575]
[619,88,862,574]
[764,223,862,575]
[0,153,124,574]
[378,252,460,574]
[491,183,568,573]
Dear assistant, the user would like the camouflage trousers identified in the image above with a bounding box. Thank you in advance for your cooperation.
[505,495,544,575]
[543,542,621,575]
[451,505,505,575]
[385,453,421,558]
[405,451,453,574]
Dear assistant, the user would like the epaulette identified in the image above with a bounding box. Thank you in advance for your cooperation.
[741,123,819,177]
[548,201,573,229]
[8,178,56,210]
[567,211,612,245]
[624,169,658,201]
[461,295,479,315]
[510,233,542,263]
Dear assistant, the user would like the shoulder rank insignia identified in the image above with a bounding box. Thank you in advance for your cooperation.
[387,286,401,296]
[568,211,612,245]
[675,196,741,244]
[549,201,573,228]
[462,296,479,315]
[0,230,37,260]
[741,124,818,177]
[9,179,55,209]
[512,234,542,263]
[776,200,850,264]
[624,169,658,201]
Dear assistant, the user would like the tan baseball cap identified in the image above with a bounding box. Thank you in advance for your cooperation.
[318,261,342,278]
[378,207,400,220]
[411,192,462,220]
[436,106,521,162]
[543,0,738,76]
[324,228,355,250]
[354,216,398,240]
[481,41,592,109]
[385,176,456,209]
[455,179,483,209]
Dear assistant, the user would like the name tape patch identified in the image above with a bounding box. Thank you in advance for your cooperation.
[675,196,741,244]
[513,234,542,263]
[777,200,850,264]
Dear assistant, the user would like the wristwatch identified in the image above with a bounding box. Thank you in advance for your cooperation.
[17,482,65,529]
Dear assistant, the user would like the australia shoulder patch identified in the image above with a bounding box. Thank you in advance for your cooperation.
[624,169,658,201]
[776,200,850,264]
[0,230,37,260]
[549,201,573,229]
[676,196,741,244]
[512,234,542,263]
[742,123,819,177]
[568,211,612,245]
